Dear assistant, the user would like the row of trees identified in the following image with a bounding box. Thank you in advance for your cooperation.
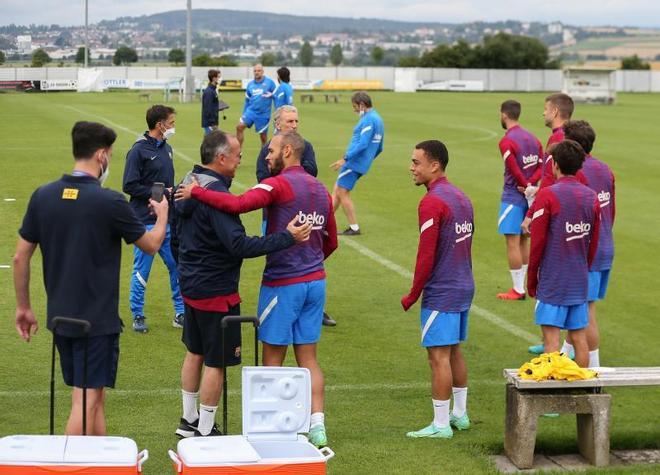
[10,39,655,70]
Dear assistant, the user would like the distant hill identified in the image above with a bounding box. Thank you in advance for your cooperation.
[100,9,451,36]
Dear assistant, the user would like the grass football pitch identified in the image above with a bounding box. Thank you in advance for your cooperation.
[0,90,659,474]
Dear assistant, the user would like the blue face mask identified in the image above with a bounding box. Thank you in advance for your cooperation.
[99,153,110,185]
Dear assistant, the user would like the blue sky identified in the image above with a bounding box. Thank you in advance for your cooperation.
[3,0,659,27]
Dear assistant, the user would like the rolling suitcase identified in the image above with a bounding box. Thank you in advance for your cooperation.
[170,315,334,474]
[0,317,149,474]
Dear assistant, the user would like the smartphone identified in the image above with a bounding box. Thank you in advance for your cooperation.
[151,182,165,202]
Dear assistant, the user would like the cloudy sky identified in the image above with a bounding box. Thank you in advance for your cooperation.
[3,0,660,27]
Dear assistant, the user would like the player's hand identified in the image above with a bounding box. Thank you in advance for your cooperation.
[527,286,537,299]
[524,185,538,199]
[175,179,199,201]
[401,294,416,312]
[521,217,532,234]
[16,308,38,342]
[149,196,169,220]
[287,216,313,243]
[330,158,346,171]
[517,186,526,194]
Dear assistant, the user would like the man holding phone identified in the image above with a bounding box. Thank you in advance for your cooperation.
[123,105,184,333]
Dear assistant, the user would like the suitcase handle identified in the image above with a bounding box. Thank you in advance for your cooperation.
[168,449,182,474]
[320,446,335,461]
[137,449,149,472]
[221,315,259,328]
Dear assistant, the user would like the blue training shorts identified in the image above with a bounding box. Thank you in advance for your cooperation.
[258,279,326,345]
[588,269,611,302]
[336,163,363,191]
[420,308,469,347]
[55,333,119,389]
[241,110,270,134]
[535,301,588,330]
[497,202,527,235]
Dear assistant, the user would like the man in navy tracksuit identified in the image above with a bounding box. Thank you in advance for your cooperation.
[123,105,184,333]
[174,130,311,437]
[201,69,220,135]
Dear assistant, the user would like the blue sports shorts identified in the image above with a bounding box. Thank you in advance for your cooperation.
[535,301,588,330]
[420,308,469,347]
[497,202,527,235]
[258,280,326,345]
[241,110,270,135]
[336,164,363,191]
[588,269,611,302]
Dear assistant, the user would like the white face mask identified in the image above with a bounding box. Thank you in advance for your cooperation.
[359,109,366,117]
[99,153,110,185]
[163,127,176,140]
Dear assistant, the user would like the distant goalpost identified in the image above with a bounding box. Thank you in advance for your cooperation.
[563,68,616,104]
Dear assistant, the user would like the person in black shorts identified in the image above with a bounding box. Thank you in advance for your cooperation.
[174,130,312,437]
[13,121,169,435]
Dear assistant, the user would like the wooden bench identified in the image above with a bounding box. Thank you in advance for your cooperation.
[300,93,340,104]
[503,367,660,469]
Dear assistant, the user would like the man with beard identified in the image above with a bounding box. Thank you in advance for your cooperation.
[176,131,338,448]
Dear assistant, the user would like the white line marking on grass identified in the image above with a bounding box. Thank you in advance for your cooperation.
[339,237,539,344]
[4,198,16,202]
[0,265,11,269]
[63,105,247,189]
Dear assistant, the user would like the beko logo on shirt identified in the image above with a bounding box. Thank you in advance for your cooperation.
[598,191,611,208]
[522,154,539,169]
[297,210,325,230]
[455,221,473,243]
[565,221,591,241]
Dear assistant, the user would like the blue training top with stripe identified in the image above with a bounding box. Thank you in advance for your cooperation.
[243,76,277,117]
[343,109,384,175]
[273,82,293,109]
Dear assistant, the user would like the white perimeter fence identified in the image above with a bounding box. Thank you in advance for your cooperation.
[1,66,659,92]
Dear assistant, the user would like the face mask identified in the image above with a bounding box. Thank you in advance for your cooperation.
[99,153,110,185]
[359,109,366,117]
[163,127,176,140]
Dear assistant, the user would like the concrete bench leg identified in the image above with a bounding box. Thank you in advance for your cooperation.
[504,384,539,469]
[577,396,611,466]
[504,384,612,469]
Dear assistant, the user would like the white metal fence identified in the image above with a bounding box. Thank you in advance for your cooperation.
[1,66,659,92]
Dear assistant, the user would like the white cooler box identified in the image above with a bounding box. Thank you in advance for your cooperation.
[170,367,334,474]
[0,435,148,474]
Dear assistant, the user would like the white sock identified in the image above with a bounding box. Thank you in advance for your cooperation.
[522,264,528,289]
[310,412,325,429]
[510,268,525,294]
[182,389,199,423]
[560,340,574,355]
[349,224,360,232]
[432,399,450,428]
[451,387,468,418]
[198,404,218,435]
[589,349,600,367]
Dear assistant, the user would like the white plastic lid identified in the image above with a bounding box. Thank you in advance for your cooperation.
[177,435,261,465]
[0,435,67,463]
[242,366,311,441]
[63,436,137,465]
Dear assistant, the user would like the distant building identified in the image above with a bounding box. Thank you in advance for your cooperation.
[16,35,32,54]
[548,22,563,34]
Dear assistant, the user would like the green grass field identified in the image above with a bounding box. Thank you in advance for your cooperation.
[1,90,659,474]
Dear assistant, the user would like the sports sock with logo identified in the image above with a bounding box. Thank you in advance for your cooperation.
[310,412,325,429]
[349,224,360,232]
[182,389,199,423]
[510,268,525,294]
[560,340,574,356]
[432,399,450,428]
[589,349,600,367]
[198,404,218,435]
[451,387,468,418]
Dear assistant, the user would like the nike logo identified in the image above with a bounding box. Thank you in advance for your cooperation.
[202,408,214,413]
[149,155,157,160]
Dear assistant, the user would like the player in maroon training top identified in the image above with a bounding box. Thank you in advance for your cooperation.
[176,131,337,448]
[559,120,615,368]
[402,140,475,439]
[528,140,601,368]
[496,100,543,301]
